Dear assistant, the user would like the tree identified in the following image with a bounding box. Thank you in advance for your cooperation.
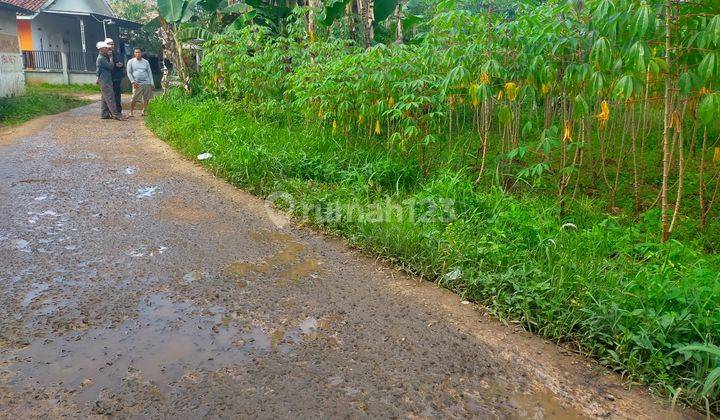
[112,0,161,53]
[111,0,157,24]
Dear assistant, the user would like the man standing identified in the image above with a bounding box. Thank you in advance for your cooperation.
[105,38,124,113]
[96,41,125,121]
[126,48,154,117]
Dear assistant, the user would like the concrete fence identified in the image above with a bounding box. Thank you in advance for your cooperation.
[0,52,25,98]
[22,50,98,85]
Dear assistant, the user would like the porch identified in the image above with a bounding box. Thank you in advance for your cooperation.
[21,50,98,84]
[17,10,141,85]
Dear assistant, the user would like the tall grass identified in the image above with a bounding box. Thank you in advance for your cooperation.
[147,92,719,413]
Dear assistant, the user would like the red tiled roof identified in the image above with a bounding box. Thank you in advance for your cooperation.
[1,0,47,13]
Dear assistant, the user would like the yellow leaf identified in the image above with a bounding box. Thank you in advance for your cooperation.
[671,111,682,134]
[541,83,552,96]
[504,82,518,101]
[374,121,381,135]
[388,97,395,107]
[597,100,610,127]
[480,72,490,85]
[358,114,365,124]
[714,147,720,165]
[563,121,573,142]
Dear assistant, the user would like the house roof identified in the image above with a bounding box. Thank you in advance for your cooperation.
[0,0,47,13]
[45,0,114,17]
[6,0,141,29]
[5,0,119,18]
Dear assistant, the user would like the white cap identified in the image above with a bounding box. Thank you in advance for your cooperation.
[96,41,108,49]
[104,38,114,44]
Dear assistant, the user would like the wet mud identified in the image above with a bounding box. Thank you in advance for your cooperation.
[0,103,695,418]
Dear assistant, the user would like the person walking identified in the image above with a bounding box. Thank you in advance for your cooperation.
[126,48,154,117]
[105,38,124,113]
[96,41,125,121]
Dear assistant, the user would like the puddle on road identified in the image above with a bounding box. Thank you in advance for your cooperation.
[10,238,31,253]
[21,283,51,307]
[129,245,168,258]
[281,258,323,282]
[268,317,321,347]
[510,389,587,419]
[135,187,157,198]
[226,237,324,283]
[6,294,276,403]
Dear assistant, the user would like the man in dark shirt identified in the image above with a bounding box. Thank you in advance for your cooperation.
[105,38,124,113]
[96,41,125,121]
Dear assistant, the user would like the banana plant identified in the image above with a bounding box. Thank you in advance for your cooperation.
[155,0,230,87]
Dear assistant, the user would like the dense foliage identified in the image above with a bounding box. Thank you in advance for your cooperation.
[201,0,720,245]
[149,0,720,413]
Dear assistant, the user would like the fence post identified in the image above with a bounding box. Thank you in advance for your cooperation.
[61,52,69,84]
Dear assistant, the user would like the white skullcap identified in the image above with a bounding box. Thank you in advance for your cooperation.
[104,38,114,44]
[96,41,108,49]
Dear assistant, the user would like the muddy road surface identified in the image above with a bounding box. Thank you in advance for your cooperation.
[0,103,692,418]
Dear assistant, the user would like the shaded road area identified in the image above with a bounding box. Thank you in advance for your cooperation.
[0,103,691,418]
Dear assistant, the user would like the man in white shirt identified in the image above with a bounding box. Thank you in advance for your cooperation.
[126,48,155,117]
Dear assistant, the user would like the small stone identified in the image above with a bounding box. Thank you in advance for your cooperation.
[605,394,616,401]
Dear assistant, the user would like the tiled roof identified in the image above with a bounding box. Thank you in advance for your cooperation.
[0,0,47,13]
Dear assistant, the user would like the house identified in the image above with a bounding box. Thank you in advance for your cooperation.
[4,0,140,84]
[0,0,30,97]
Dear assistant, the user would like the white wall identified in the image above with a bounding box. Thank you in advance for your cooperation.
[0,9,25,98]
[26,13,112,53]
[25,70,66,84]
[28,13,79,52]
[25,70,97,84]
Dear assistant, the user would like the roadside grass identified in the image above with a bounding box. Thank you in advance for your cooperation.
[147,92,720,413]
[0,84,94,126]
[26,82,99,95]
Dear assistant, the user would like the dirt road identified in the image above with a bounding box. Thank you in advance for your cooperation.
[0,102,692,418]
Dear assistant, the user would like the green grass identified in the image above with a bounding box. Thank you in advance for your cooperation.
[26,82,99,95]
[147,92,720,414]
[0,84,94,126]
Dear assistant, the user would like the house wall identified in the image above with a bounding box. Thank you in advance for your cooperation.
[17,19,32,50]
[26,13,78,52]
[19,13,109,53]
[0,8,25,98]
[25,69,96,84]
